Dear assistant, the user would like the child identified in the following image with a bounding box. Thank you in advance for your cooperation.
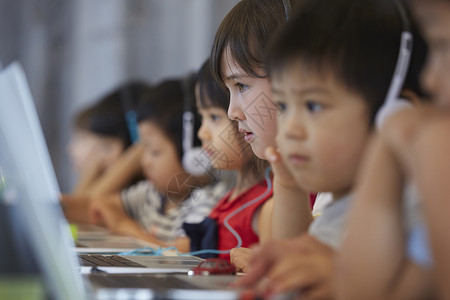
[65,79,229,251]
[211,0,313,257]
[68,81,149,196]
[236,0,427,298]
[408,2,450,298]
[183,59,273,262]
[337,0,450,299]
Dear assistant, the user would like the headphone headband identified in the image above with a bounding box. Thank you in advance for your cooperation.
[181,75,211,175]
[120,87,139,143]
[180,76,196,154]
[282,0,291,21]
[395,0,411,32]
[375,0,414,129]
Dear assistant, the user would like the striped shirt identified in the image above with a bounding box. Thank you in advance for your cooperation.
[121,178,232,242]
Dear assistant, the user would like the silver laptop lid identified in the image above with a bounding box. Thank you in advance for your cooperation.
[0,62,88,300]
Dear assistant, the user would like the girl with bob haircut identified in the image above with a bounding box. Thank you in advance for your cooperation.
[211,0,314,269]
[183,59,273,263]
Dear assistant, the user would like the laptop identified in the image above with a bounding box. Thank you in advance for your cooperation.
[74,224,204,272]
[75,223,153,250]
[0,62,243,299]
[71,223,206,271]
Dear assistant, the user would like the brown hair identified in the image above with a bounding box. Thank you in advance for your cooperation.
[211,0,293,87]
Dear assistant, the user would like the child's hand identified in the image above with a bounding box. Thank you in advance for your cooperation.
[88,200,123,231]
[266,250,334,300]
[265,236,334,299]
[88,196,158,244]
[88,199,108,227]
[265,146,297,189]
[266,146,312,239]
[236,234,334,300]
[236,237,306,286]
[230,247,254,273]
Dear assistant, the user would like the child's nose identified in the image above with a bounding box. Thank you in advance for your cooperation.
[283,112,306,139]
[197,123,210,143]
[228,98,245,121]
[141,153,152,169]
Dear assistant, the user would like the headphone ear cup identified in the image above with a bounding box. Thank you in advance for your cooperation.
[182,147,211,176]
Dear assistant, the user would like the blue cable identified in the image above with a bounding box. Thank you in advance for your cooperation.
[118,246,176,256]
[125,110,139,143]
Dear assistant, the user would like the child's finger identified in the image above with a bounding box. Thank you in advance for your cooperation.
[265,146,298,188]
[89,209,102,225]
[235,244,281,286]
[267,255,316,294]
[230,247,253,272]
[299,286,331,300]
[293,234,334,254]
[265,146,281,163]
[88,203,106,226]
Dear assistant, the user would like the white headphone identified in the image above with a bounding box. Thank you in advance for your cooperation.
[181,77,211,176]
[375,1,414,129]
[282,0,291,21]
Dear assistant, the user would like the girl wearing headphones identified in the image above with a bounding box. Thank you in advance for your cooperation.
[68,82,148,196]
[182,59,273,263]
[68,79,231,251]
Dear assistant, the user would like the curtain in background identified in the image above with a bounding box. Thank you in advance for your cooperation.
[0,0,239,192]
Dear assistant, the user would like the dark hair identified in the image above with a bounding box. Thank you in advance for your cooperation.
[266,0,428,124]
[74,81,151,148]
[211,0,293,87]
[136,77,201,161]
[197,59,230,110]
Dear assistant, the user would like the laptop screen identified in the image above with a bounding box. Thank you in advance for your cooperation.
[0,63,87,300]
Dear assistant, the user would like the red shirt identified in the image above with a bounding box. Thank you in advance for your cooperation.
[310,193,317,209]
[209,180,273,261]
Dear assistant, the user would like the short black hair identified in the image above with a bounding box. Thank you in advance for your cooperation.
[266,0,428,124]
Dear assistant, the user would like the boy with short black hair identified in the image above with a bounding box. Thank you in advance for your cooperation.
[237,0,428,298]
[338,0,450,299]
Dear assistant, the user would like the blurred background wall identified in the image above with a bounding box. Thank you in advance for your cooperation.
[0,0,239,192]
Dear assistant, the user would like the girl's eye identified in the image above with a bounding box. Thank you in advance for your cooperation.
[235,83,249,93]
[144,146,160,156]
[275,101,287,113]
[210,113,221,122]
[306,101,323,113]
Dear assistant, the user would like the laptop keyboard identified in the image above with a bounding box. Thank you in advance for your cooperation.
[79,254,145,267]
